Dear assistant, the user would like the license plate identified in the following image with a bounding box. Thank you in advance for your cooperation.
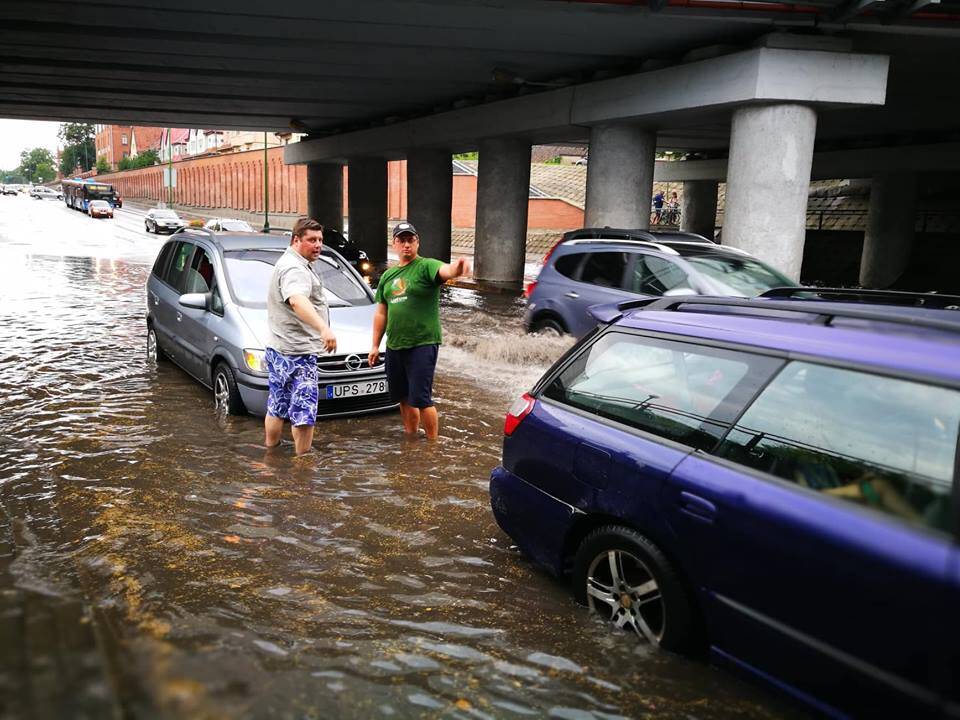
[324,379,387,399]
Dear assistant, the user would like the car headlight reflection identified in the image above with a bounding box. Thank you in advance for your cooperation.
[243,349,266,373]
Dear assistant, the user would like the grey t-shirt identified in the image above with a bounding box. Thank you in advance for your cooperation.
[266,247,330,356]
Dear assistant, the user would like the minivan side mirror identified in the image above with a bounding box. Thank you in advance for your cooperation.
[178,292,208,310]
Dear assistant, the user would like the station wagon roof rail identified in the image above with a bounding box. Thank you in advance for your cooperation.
[604,291,960,334]
[760,286,960,309]
[563,238,681,255]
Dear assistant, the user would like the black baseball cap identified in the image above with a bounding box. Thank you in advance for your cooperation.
[392,221,418,239]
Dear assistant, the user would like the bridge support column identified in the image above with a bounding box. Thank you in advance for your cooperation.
[307,163,343,233]
[347,157,387,263]
[860,173,916,288]
[680,180,718,240]
[475,138,531,285]
[723,104,817,281]
[407,149,452,262]
[584,124,656,229]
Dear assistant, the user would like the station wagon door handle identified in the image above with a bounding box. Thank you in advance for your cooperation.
[564,291,579,299]
[678,491,717,522]
[151,292,159,306]
[176,311,182,322]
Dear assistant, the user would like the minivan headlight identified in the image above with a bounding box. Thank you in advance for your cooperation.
[243,349,266,373]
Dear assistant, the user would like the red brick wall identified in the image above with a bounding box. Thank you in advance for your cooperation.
[99,152,581,229]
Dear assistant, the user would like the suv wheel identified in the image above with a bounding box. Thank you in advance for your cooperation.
[573,526,698,652]
[531,316,566,336]
[213,362,246,415]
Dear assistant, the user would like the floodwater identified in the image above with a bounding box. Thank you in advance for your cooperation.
[0,196,799,718]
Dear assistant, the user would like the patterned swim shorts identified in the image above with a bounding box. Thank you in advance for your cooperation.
[266,348,319,426]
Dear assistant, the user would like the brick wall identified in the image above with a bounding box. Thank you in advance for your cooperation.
[98,151,583,230]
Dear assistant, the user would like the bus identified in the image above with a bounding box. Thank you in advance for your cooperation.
[62,178,122,212]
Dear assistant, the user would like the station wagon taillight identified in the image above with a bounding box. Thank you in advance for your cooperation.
[504,393,536,436]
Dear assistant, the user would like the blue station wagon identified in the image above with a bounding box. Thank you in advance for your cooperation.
[491,289,960,718]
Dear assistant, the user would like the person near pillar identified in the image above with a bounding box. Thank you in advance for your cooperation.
[652,190,665,224]
[368,221,469,440]
[263,217,338,455]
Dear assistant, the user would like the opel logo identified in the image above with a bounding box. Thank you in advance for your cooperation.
[345,354,363,371]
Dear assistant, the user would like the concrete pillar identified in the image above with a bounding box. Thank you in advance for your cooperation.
[723,104,817,281]
[475,138,531,285]
[347,157,387,263]
[680,180,718,240]
[860,173,916,288]
[584,124,656,229]
[307,162,343,233]
[407,149,452,262]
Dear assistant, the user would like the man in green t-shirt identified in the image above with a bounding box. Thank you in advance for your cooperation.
[368,221,469,439]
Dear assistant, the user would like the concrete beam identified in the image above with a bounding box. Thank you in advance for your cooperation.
[286,48,889,164]
[654,142,960,182]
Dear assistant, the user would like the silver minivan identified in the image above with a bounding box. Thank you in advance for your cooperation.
[146,229,394,417]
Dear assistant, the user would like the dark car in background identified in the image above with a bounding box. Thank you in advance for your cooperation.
[145,208,185,234]
[491,288,960,718]
[146,229,393,418]
[322,227,371,276]
[524,228,796,337]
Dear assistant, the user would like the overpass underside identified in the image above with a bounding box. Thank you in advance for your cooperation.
[4,1,959,287]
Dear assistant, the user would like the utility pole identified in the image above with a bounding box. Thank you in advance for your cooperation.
[167,128,174,207]
[262,132,270,233]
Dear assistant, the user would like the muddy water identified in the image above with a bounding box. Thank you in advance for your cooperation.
[0,203,798,718]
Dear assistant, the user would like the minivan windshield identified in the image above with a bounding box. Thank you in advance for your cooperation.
[223,249,371,307]
[681,252,794,295]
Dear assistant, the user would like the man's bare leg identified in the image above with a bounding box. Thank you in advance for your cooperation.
[420,406,439,440]
[264,415,284,448]
[399,402,420,435]
[291,424,315,455]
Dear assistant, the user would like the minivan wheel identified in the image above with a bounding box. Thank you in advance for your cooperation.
[146,326,165,362]
[573,526,698,652]
[531,316,565,336]
[213,362,245,415]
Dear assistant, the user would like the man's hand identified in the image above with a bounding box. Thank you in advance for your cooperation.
[368,347,380,367]
[438,257,472,282]
[321,327,337,353]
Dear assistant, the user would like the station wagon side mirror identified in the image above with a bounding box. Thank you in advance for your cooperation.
[178,292,208,310]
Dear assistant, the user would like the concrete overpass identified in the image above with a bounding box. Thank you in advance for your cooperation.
[3,1,959,286]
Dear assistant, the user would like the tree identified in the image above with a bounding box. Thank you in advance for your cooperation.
[58,122,95,175]
[133,149,158,168]
[95,157,111,174]
[18,147,57,183]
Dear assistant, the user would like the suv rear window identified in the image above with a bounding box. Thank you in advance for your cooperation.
[717,361,959,533]
[542,332,781,450]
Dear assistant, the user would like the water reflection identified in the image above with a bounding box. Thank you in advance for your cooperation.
[0,247,799,718]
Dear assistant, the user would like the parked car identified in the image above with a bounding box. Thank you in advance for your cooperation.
[204,217,254,232]
[145,229,394,418]
[1,185,17,196]
[490,288,960,718]
[87,200,114,219]
[30,186,62,200]
[145,208,185,234]
[524,228,796,337]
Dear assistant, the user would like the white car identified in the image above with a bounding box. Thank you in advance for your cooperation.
[204,217,255,232]
[30,186,62,200]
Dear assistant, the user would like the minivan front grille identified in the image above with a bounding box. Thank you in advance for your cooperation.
[316,353,384,375]
[316,392,395,416]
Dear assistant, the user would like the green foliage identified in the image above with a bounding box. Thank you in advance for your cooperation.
[543,156,562,165]
[58,122,95,175]
[95,157,111,174]
[453,152,478,161]
[18,147,57,183]
[118,156,133,171]
[1,169,26,184]
[133,149,158,168]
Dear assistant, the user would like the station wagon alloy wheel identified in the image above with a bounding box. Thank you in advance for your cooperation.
[146,327,161,363]
[213,363,245,415]
[573,526,698,652]
[585,549,664,645]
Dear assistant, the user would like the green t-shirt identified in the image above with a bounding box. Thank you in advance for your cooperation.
[374,256,445,350]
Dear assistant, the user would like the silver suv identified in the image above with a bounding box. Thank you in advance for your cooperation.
[524,228,797,337]
[146,229,394,417]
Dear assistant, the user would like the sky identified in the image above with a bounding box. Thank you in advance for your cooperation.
[0,120,63,170]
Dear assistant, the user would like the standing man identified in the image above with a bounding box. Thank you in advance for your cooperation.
[264,217,337,455]
[368,221,469,440]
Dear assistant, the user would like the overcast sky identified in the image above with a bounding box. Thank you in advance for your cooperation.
[0,120,62,170]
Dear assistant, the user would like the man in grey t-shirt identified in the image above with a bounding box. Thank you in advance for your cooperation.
[264,217,337,455]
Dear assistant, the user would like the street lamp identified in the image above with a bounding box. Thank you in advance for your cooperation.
[262,131,270,233]
[166,127,174,207]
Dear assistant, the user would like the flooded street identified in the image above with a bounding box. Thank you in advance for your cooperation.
[0,196,797,718]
